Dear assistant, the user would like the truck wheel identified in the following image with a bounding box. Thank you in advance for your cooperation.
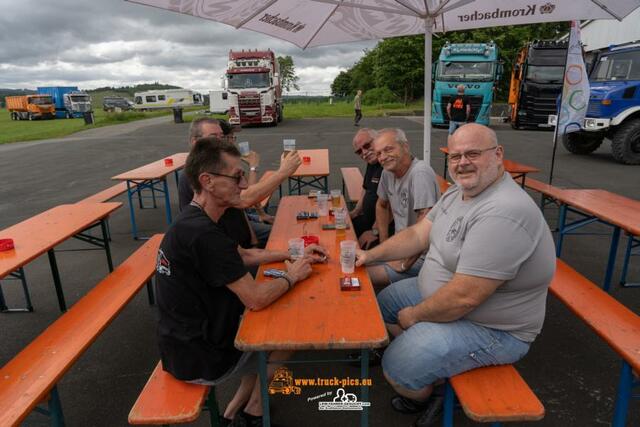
[561,132,603,154]
[611,119,640,165]
[10,112,16,121]
[28,113,34,121]
[277,105,283,123]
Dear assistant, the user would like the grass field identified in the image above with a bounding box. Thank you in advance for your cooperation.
[0,101,423,145]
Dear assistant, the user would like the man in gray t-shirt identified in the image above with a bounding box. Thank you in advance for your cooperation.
[355,124,555,425]
[366,128,440,289]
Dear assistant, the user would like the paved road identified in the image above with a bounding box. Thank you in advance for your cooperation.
[1,116,638,426]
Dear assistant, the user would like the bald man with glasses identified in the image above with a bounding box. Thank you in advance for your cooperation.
[355,124,556,426]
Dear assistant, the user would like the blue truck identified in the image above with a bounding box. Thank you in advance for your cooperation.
[37,86,93,119]
[560,42,640,164]
[431,42,502,126]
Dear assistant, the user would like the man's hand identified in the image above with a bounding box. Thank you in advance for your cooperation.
[303,244,329,263]
[258,212,275,224]
[242,151,260,168]
[279,150,302,177]
[358,230,378,250]
[386,260,406,273]
[284,257,312,283]
[397,306,418,330]
[355,248,369,267]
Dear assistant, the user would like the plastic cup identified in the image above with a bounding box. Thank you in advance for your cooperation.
[288,238,305,260]
[164,158,173,166]
[334,208,347,230]
[238,141,250,156]
[330,189,342,208]
[317,194,329,216]
[283,139,296,152]
[340,240,357,274]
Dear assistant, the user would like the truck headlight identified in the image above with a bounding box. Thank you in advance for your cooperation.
[584,119,598,129]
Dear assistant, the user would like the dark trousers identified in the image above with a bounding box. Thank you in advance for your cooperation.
[354,109,362,124]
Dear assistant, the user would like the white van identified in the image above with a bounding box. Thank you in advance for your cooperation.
[209,90,230,114]
[133,89,203,110]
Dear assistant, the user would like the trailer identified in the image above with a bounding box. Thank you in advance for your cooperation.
[133,89,203,110]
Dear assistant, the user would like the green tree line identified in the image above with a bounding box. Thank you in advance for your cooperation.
[331,23,568,105]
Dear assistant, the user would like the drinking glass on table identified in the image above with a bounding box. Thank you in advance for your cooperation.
[283,139,296,153]
[330,189,341,208]
[238,141,250,156]
[334,207,347,230]
[317,194,329,216]
[340,240,357,274]
[288,238,305,260]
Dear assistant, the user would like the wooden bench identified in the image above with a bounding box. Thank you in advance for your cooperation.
[437,175,451,194]
[445,365,544,425]
[521,177,564,211]
[340,167,364,205]
[78,182,135,204]
[129,361,220,426]
[550,259,640,426]
[0,235,163,427]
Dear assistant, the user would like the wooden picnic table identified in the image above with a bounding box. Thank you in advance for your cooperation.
[555,189,640,291]
[235,195,388,427]
[439,147,539,187]
[288,149,330,195]
[112,152,187,239]
[0,202,121,312]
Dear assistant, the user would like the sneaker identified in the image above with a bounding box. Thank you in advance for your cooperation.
[390,384,445,414]
[412,395,444,427]
[347,348,384,367]
[219,416,233,427]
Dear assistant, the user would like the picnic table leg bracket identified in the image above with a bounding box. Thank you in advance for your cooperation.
[620,235,639,287]
[100,219,114,272]
[47,249,67,312]
[603,226,621,292]
[556,204,568,256]
[0,268,34,313]
[126,181,140,240]
[162,179,173,225]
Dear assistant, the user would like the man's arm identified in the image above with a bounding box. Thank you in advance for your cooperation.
[242,151,260,186]
[375,198,392,242]
[446,102,452,119]
[387,208,429,272]
[397,273,503,328]
[466,103,471,122]
[236,151,301,209]
[238,247,289,267]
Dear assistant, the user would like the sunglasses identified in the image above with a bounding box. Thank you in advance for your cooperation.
[206,170,247,184]
[354,141,373,156]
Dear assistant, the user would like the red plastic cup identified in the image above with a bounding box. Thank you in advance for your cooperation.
[0,238,15,252]
[301,235,319,247]
[303,156,311,164]
[164,158,174,166]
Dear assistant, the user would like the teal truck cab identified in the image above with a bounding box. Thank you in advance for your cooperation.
[432,42,502,126]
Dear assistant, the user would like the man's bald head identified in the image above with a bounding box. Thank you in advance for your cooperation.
[450,123,497,148]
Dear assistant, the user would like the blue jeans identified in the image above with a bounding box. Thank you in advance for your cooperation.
[448,120,465,135]
[377,277,531,390]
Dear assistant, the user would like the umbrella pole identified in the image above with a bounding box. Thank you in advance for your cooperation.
[423,19,433,164]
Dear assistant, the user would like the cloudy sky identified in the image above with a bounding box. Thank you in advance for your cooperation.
[0,0,375,95]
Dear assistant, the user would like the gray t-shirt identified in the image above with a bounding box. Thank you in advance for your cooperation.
[419,173,556,342]
[377,158,440,232]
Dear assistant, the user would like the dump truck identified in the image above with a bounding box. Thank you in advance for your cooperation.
[37,86,93,119]
[508,40,568,129]
[6,95,55,120]
[224,49,283,126]
[431,42,502,126]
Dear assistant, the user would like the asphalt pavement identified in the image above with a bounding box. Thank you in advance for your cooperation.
[0,115,638,426]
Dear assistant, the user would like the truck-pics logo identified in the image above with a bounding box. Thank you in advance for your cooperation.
[318,388,371,411]
[456,4,554,22]
[259,13,306,33]
[268,367,302,395]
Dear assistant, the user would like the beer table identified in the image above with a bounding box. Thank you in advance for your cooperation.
[0,202,121,312]
[555,189,640,291]
[112,152,187,239]
[235,196,388,427]
[287,149,330,195]
[439,147,539,187]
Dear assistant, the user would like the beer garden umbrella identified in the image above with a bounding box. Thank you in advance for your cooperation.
[127,0,640,164]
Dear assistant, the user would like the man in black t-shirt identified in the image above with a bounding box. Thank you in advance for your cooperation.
[446,84,471,139]
[349,128,386,249]
[156,141,327,427]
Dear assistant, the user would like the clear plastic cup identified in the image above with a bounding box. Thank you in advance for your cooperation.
[334,207,347,230]
[238,141,250,156]
[288,238,305,260]
[340,240,357,274]
[330,189,341,208]
[283,139,296,152]
[317,194,329,216]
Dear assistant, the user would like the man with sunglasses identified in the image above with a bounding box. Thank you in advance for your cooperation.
[156,141,328,427]
[355,124,555,426]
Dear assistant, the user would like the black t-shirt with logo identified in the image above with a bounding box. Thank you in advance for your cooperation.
[155,204,248,381]
[449,95,469,122]
[361,162,383,229]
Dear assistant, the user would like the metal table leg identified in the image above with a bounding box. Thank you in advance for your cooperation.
[47,249,66,312]
[360,349,369,427]
[259,351,270,427]
[603,226,621,292]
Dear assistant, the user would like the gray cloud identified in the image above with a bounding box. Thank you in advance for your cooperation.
[0,0,375,93]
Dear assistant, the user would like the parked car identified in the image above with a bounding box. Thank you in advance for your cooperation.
[103,96,134,112]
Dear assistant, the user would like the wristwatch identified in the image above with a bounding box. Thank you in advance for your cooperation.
[250,166,258,172]
[371,228,379,236]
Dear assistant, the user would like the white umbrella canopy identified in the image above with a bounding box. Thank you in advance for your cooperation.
[127,0,640,162]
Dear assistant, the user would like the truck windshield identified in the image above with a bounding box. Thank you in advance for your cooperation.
[228,73,270,89]
[437,61,494,81]
[29,96,53,105]
[70,95,90,102]
[592,50,640,81]
[525,65,564,83]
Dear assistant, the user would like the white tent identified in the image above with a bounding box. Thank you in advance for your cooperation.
[127,0,640,163]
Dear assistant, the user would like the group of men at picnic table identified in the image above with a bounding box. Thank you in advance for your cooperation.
[154,117,556,427]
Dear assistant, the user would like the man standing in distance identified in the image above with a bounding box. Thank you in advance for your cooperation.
[446,84,471,140]
[354,89,363,126]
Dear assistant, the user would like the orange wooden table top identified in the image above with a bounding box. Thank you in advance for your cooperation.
[112,152,188,181]
[292,149,330,178]
[0,203,122,278]
[439,147,539,174]
[235,196,389,351]
[555,189,640,236]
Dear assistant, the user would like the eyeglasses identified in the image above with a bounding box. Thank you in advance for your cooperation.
[354,141,373,156]
[448,146,498,163]
[206,171,247,184]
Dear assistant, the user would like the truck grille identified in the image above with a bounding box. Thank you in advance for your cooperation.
[77,104,90,112]
[440,95,483,123]
[518,92,558,126]
[587,102,600,117]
